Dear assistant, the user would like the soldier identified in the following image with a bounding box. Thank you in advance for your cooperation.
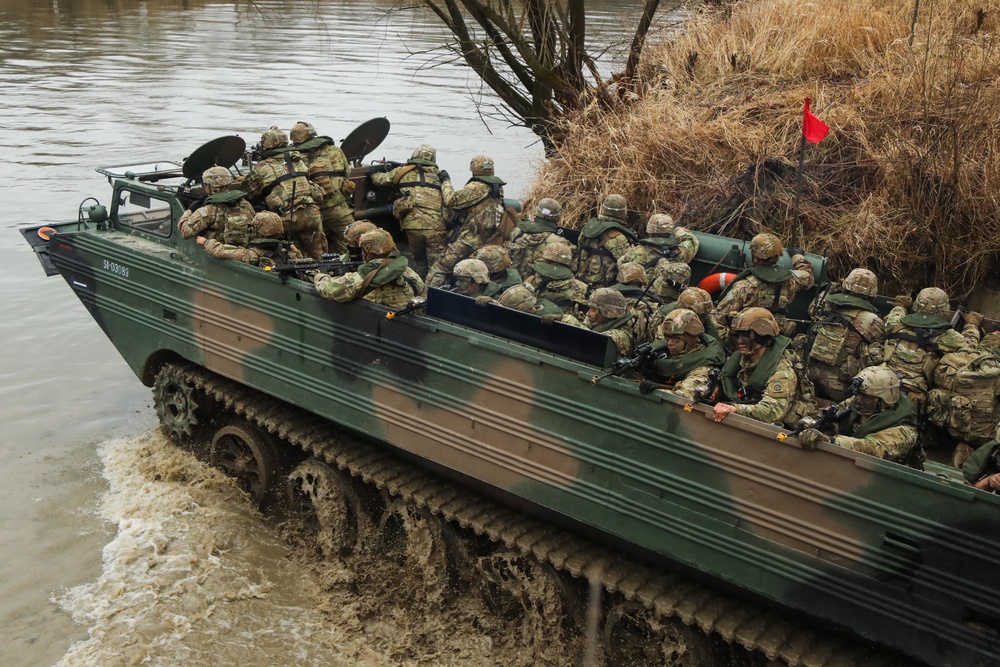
[805,268,887,401]
[584,288,635,357]
[651,286,727,350]
[883,287,981,404]
[312,229,423,308]
[611,262,657,346]
[450,258,493,301]
[473,245,521,295]
[642,309,726,400]
[618,212,699,272]
[342,220,378,262]
[201,211,302,266]
[498,284,567,320]
[370,144,446,277]
[799,366,920,466]
[962,432,1000,493]
[178,167,255,243]
[524,241,589,316]
[504,197,567,277]
[649,260,690,305]
[427,155,507,288]
[576,194,637,287]
[290,121,355,254]
[713,233,815,337]
[243,126,328,259]
[713,307,804,427]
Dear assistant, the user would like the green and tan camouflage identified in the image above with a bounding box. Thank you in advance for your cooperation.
[19,147,1000,667]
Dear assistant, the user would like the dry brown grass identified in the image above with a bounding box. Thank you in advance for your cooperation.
[526,0,1000,298]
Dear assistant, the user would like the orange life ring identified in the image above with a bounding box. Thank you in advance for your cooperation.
[698,272,737,295]
[38,226,57,241]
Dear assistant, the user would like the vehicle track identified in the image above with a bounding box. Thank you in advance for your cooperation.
[165,360,913,667]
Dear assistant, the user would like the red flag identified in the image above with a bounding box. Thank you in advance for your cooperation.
[802,97,829,144]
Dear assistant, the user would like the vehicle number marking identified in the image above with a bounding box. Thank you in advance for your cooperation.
[103,260,130,278]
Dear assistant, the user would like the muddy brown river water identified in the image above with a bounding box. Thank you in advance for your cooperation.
[0,1,651,665]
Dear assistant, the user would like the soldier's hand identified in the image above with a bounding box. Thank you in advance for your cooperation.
[196,236,207,247]
[340,179,357,196]
[965,311,985,328]
[713,403,738,423]
[798,428,831,450]
[474,296,492,306]
[438,169,451,182]
[303,269,320,282]
[638,380,659,395]
[788,246,805,258]
[539,313,559,325]
[894,294,913,310]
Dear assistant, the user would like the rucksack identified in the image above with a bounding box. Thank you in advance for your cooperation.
[927,351,1000,443]
[483,205,519,247]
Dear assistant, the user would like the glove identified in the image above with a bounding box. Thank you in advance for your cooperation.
[438,169,451,182]
[893,294,913,310]
[540,313,559,325]
[798,428,831,450]
[474,296,492,306]
[964,310,984,328]
[340,179,356,196]
[788,247,805,258]
[639,380,659,395]
[303,269,320,282]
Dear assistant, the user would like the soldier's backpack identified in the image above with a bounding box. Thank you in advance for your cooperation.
[926,351,1000,444]
[483,205,519,247]
[221,208,257,247]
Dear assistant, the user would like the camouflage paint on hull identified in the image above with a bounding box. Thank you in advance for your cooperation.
[25,172,1000,667]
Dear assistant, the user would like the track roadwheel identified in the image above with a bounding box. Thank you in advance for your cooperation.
[210,421,281,505]
[603,601,723,667]
[153,366,203,442]
[477,549,574,648]
[288,459,370,560]
[378,499,455,608]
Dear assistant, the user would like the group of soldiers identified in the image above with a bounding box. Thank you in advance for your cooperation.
[175,131,1000,493]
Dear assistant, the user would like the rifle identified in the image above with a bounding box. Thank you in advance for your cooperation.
[263,255,363,279]
[683,367,722,411]
[386,297,427,320]
[591,343,657,385]
[776,404,847,442]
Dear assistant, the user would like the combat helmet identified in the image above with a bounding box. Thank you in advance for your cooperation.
[253,211,284,238]
[913,287,950,318]
[600,194,628,221]
[617,262,647,285]
[661,308,705,337]
[290,121,317,145]
[646,213,676,235]
[676,287,713,316]
[261,126,289,150]
[850,366,901,405]
[589,288,627,319]
[842,268,878,299]
[533,198,561,223]
[470,155,495,176]
[201,166,233,193]
[541,241,574,269]
[411,144,437,163]
[346,220,377,248]
[499,284,538,312]
[453,258,489,284]
[749,233,783,265]
[731,307,780,337]
[359,229,396,258]
[473,245,512,274]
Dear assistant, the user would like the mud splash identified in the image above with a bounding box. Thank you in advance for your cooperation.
[55,433,579,666]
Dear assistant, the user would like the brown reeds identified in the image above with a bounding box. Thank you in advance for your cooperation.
[526,0,1000,299]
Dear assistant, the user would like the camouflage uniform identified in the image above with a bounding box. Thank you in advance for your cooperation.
[292,123,355,255]
[806,270,886,401]
[609,262,658,346]
[585,288,635,357]
[714,234,815,337]
[525,243,588,317]
[640,262,693,344]
[427,155,506,288]
[504,198,567,277]
[203,211,302,266]
[576,195,636,288]
[243,127,328,259]
[474,245,521,297]
[313,229,424,308]
[648,309,726,400]
[178,195,255,243]
[883,288,978,400]
[371,145,446,277]
[618,213,700,272]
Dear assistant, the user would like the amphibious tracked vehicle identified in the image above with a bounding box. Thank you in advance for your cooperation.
[22,130,1000,667]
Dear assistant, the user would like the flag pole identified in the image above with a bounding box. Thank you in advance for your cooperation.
[792,132,806,248]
